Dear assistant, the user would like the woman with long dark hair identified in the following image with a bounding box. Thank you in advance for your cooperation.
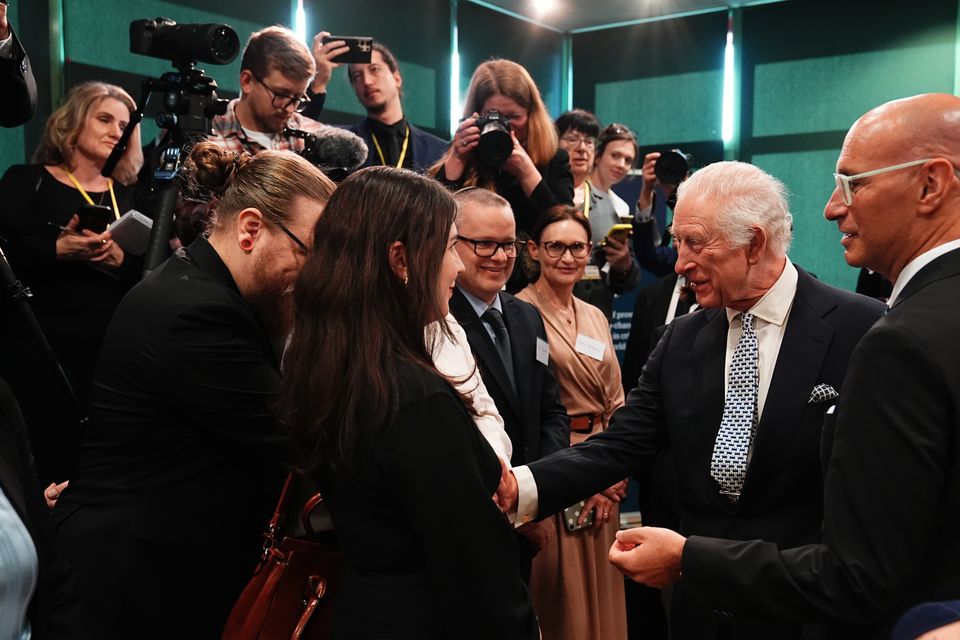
[280,166,537,639]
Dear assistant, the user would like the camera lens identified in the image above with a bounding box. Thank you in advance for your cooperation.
[654,151,689,186]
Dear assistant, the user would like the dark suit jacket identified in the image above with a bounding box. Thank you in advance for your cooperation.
[527,266,885,640]
[0,29,37,127]
[682,248,960,639]
[53,237,287,639]
[449,288,569,465]
[0,379,83,639]
[347,117,448,174]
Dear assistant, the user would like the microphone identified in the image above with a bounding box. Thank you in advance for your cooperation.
[284,126,368,179]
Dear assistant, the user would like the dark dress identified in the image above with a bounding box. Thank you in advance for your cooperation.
[326,363,538,640]
[0,164,150,482]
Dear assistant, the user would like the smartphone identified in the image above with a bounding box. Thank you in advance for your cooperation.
[321,35,374,64]
[76,204,113,233]
[562,501,595,532]
[603,223,632,246]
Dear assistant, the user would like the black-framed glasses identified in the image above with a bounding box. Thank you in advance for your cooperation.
[559,134,597,150]
[539,240,591,259]
[457,235,524,258]
[273,220,309,253]
[252,73,311,111]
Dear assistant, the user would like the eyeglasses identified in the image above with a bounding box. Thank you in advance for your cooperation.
[252,73,311,111]
[539,240,591,259]
[833,159,933,206]
[559,135,597,150]
[273,220,309,253]
[457,235,524,258]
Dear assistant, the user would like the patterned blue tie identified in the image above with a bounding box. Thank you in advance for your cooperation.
[710,312,759,501]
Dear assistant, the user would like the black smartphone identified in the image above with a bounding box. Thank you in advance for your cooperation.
[321,35,373,64]
[76,204,113,233]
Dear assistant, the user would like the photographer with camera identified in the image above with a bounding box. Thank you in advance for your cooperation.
[431,59,573,286]
[0,0,37,127]
[209,25,364,161]
[632,149,692,277]
[556,111,640,319]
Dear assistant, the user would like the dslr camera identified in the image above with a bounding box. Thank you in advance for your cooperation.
[473,110,513,166]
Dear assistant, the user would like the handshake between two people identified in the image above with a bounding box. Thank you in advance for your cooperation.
[493,459,684,580]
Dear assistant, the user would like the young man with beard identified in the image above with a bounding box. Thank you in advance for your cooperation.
[304,37,447,173]
[53,143,335,639]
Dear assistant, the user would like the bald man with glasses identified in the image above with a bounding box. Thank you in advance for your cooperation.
[610,93,960,639]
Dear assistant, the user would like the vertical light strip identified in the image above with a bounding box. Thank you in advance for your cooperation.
[721,24,735,143]
[293,0,307,43]
[562,34,573,112]
[451,0,461,136]
[49,0,65,108]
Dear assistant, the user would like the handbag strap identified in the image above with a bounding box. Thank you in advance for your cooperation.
[300,492,326,536]
[262,471,295,556]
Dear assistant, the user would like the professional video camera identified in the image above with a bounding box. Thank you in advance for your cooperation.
[102,17,239,273]
[473,110,513,166]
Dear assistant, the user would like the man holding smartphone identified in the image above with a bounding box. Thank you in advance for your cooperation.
[0,0,37,127]
[304,35,447,173]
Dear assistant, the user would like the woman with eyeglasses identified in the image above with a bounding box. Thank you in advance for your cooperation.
[431,59,573,290]
[517,205,628,640]
[556,110,640,319]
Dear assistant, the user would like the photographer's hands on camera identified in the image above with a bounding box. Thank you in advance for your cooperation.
[637,151,661,212]
[447,113,543,196]
[55,215,124,269]
[310,31,349,95]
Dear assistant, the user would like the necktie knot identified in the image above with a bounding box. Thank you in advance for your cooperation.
[740,311,755,333]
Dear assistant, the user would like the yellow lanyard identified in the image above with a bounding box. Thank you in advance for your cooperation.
[370,126,410,168]
[65,170,120,220]
[581,182,591,219]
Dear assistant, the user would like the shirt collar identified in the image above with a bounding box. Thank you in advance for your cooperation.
[725,258,798,326]
[887,239,960,307]
[457,285,502,318]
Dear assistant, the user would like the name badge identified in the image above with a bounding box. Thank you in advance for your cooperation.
[575,334,605,361]
[581,265,601,281]
[536,337,550,366]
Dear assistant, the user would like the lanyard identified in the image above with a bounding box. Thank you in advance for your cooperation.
[370,126,410,168]
[581,182,591,218]
[65,170,120,220]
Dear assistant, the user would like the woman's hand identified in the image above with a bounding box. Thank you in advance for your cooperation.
[503,132,542,196]
[603,235,633,275]
[580,492,615,530]
[443,113,480,181]
[55,215,115,262]
[601,479,629,502]
[89,237,125,269]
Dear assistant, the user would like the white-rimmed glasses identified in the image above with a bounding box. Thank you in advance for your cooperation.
[833,159,933,206]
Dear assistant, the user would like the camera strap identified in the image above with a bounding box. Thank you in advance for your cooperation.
[370,126,410,168]
[66,170,120,221]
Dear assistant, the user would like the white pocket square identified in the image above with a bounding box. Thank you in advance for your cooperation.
[808,383,838,403]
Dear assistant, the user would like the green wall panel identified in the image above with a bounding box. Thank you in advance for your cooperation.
[752,149,857,290]
[595,69,723,145]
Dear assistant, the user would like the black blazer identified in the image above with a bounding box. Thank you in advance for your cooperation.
[449,288,569,465]
[0,29,37,127]
[0,379,82,639]
[682,248,960,639]
[53,237,287,639]
[527,266,885,640]
[347,117,448,174]
[327,363,538,639]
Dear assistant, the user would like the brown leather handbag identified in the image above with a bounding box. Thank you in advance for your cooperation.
[222,472,342,640]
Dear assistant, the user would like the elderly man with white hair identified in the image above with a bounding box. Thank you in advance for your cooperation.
[502,160,884,640]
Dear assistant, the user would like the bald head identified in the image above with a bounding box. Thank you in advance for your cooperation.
[824,93,960,281]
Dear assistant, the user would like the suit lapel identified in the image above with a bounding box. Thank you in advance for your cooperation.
[449,290,521,416]
[690,308,728,489]
[501,295,536,445]
[892,247,960,311]
[740,269,835,501]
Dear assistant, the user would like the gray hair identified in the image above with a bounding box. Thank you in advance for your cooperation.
[677,161,793,256]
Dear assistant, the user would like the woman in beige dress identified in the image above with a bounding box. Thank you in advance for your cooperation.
[518,205,627,640]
